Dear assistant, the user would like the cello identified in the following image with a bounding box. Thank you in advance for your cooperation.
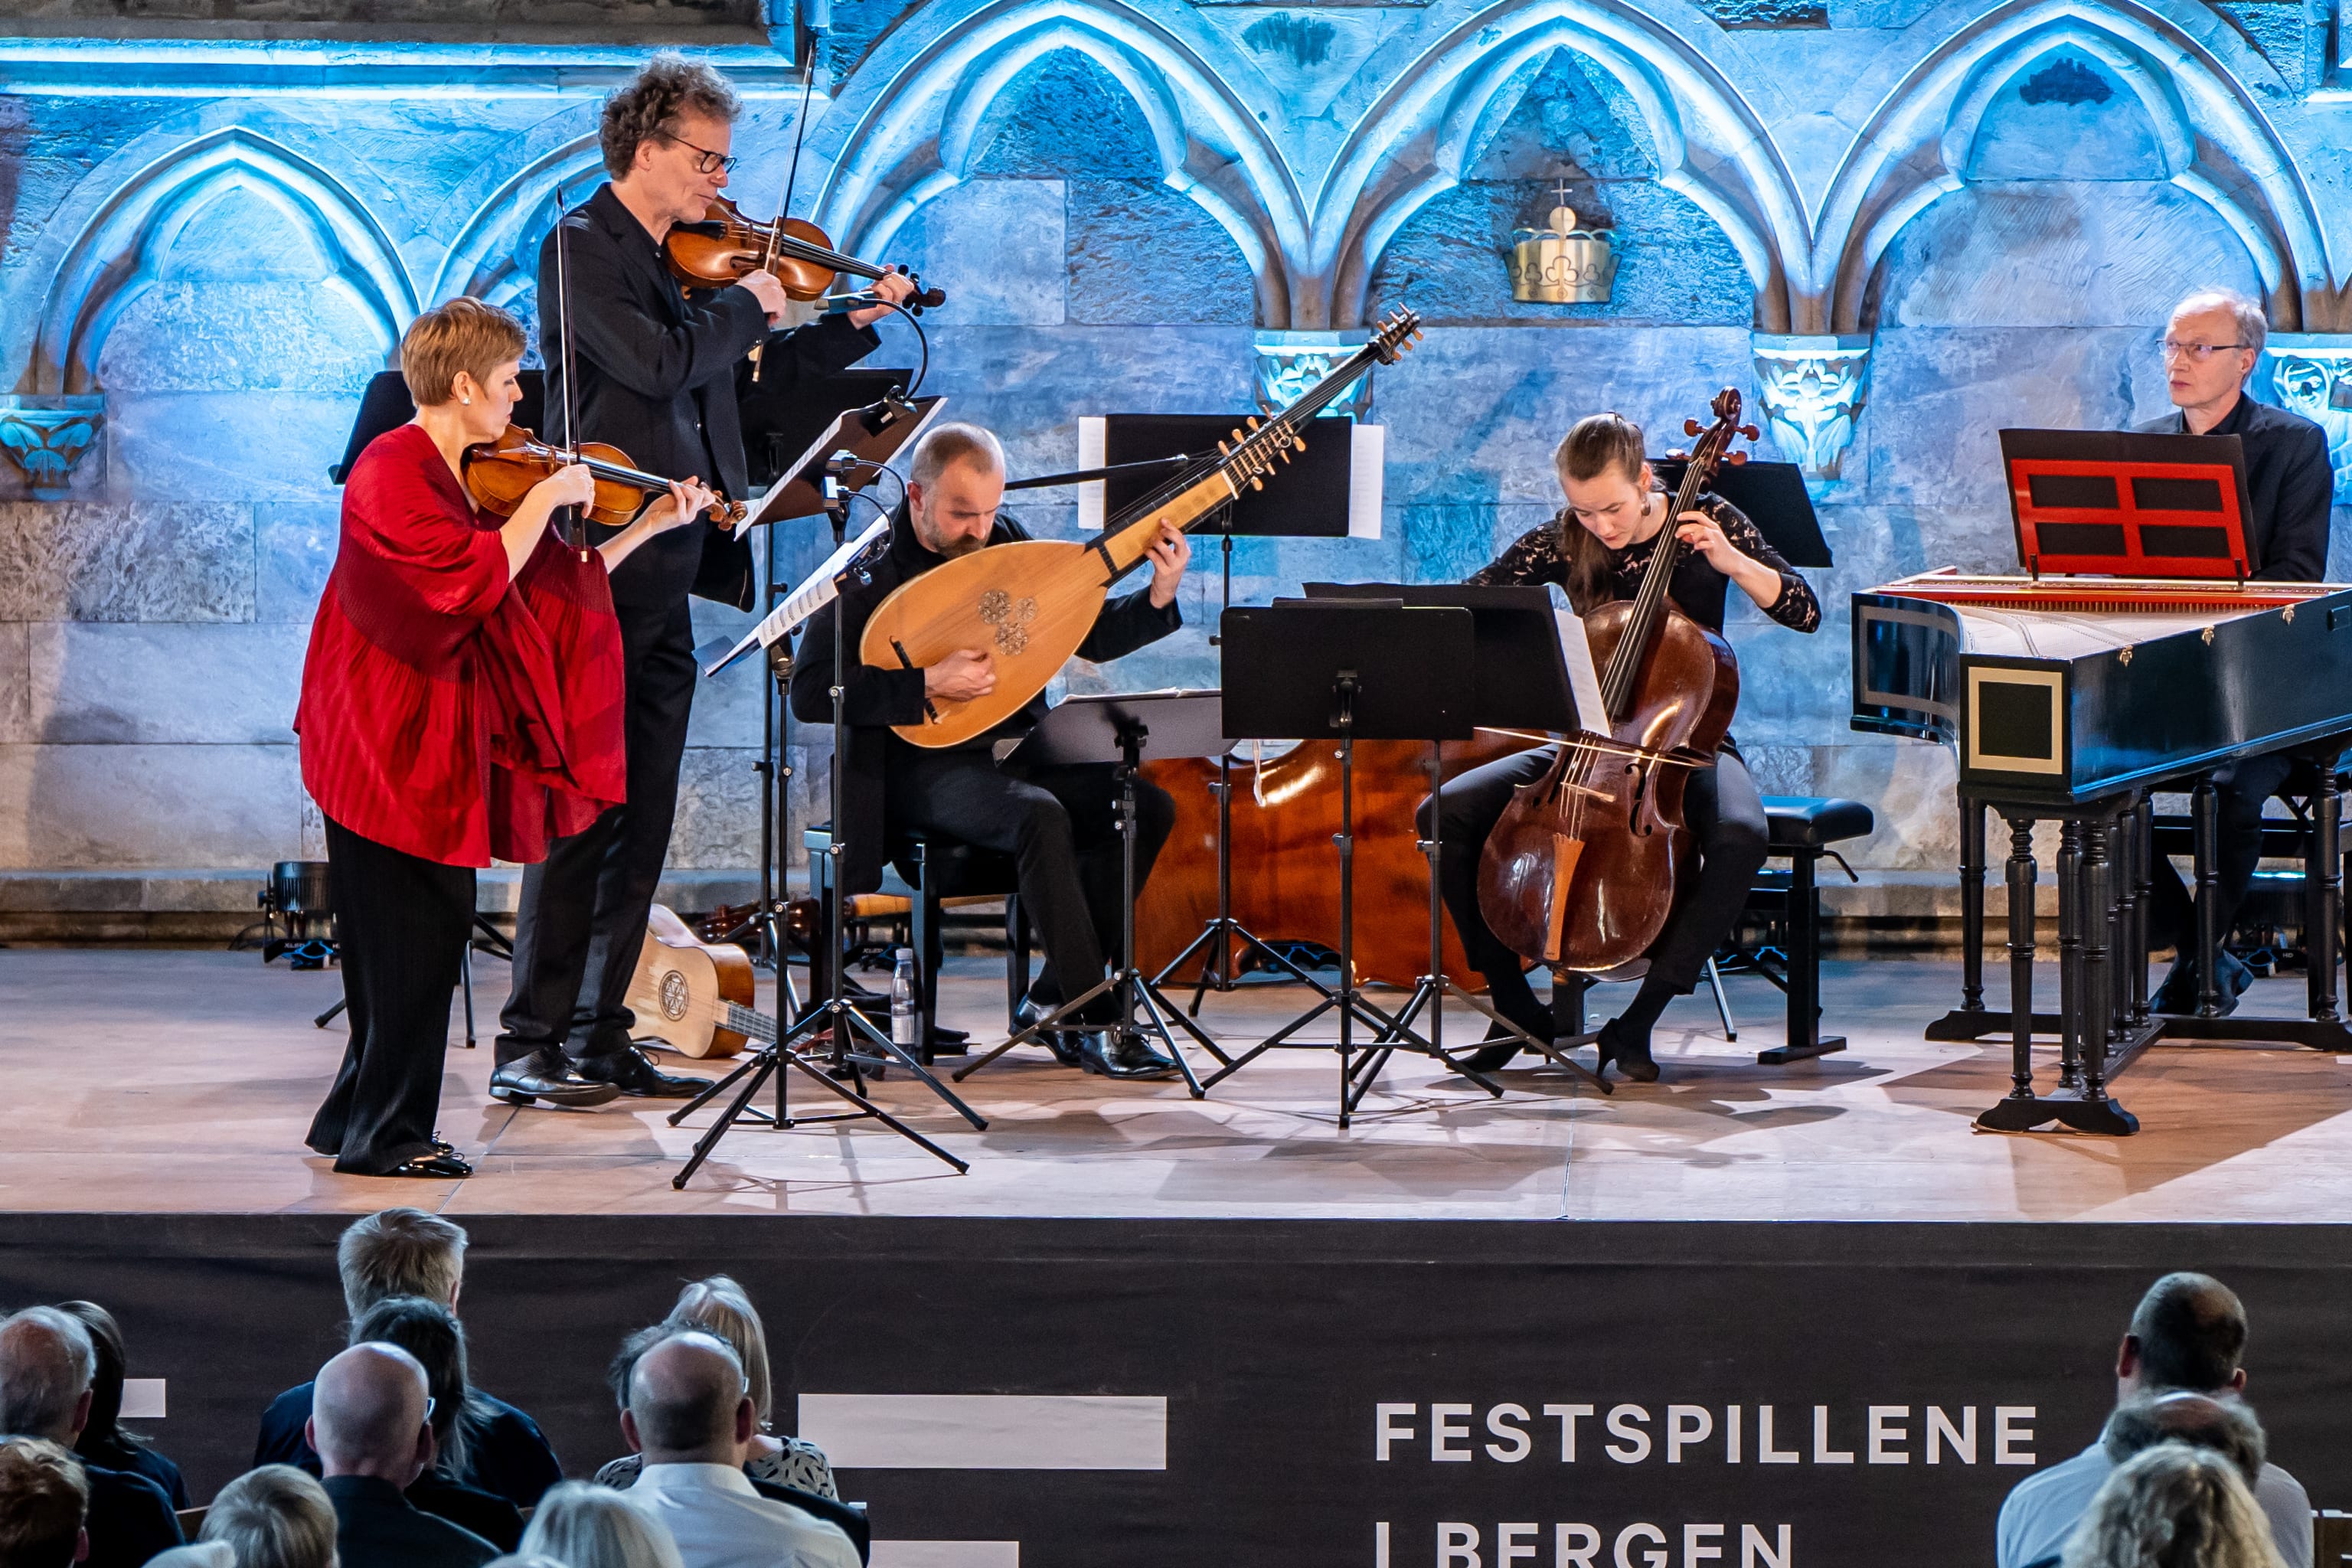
[1475,388,1757,972]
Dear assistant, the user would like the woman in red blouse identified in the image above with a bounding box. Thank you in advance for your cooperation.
[299,297,714,1178]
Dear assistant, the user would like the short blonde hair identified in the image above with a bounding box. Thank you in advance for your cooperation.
[0,1437,87,1567]
[201,1465,337,1568]
[521,1481,685,1568]
[666,1276,772,1425]
[400,297,526,408]
[338,1207,466,1319]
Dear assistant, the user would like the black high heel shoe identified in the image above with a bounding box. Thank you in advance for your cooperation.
[1596,1018,1660,1083]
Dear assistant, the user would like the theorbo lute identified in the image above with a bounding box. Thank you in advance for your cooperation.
[861,308,1425,748]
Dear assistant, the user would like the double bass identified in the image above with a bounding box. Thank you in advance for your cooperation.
[1476,389,1756,971]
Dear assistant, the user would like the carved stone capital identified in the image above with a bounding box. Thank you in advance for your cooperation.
[1254,330,1373,419]
[0,396,106,496]
[1750,334,1872,491]
[2262,334,2352,502]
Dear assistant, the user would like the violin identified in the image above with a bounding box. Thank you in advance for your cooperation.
[1475,388,1758,972]
[461,424,745,528]
[664,197,946,313]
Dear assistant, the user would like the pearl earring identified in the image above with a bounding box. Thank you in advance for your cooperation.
[460,396,471,405]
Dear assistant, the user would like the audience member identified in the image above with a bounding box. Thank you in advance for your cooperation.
[256,1210,560,1508]
[1998,1272,2311,1568]
[616,1332,857,1568]
[2104,1393,2265,1483]
[2061,1444,2283,1568]
[0,1308,183,1568]
[56,1303,187,1511]
[307,1344,494,1568]
[199,1464,338,1568]
[595,1278,836,1499]
[0,1436,89,1568]
[346,1298,521,1550]
[519,1481,684,1568]
[143,1549,232,1568]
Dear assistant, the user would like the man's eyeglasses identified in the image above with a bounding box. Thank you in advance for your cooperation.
[2161,338,2252,363]
[658,131,739,175]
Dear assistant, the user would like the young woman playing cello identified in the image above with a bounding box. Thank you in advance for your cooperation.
[1423,411,1821,1083]
[296,298,714,1177]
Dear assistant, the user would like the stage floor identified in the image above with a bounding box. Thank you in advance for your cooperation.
[2,946,2347,1222]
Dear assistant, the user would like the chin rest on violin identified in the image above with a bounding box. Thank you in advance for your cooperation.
[462,424,746,527]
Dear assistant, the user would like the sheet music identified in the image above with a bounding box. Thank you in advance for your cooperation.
[734,417,852,538]
[705,516,890,675]
[1547,584,1606,732]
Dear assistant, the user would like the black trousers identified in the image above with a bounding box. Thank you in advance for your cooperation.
[884,746,1174,1016]
[2146,751,2298,953]
[498,596,698,1064]
[309,816,474,1175]
[1419,744,1769,1003]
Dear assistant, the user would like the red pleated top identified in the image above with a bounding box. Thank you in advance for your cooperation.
[296,423,626,867]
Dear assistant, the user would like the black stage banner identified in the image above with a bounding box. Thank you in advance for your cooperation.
[3,1217,2347,1566]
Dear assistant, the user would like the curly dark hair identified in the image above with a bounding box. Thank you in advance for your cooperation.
[600,53,741,179]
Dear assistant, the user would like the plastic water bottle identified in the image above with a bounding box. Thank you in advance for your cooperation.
[891,949,919,1050]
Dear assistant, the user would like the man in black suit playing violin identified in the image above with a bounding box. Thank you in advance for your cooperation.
[493,54,916,1108]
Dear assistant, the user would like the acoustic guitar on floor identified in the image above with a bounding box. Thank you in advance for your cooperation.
[623,903,766,1060]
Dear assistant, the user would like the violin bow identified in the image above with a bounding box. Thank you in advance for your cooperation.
[748,57,820,385]
[551,186,590,561]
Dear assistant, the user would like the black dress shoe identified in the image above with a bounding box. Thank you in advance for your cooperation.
[1012,998,1086,1068]
[364,1151,473,1179]
[2150,950,2252,1016]
[1080,1031,1181,1080]
[491,1047,624,1109]
[577,1044,705,1099]
[1597,1018,1660,1083]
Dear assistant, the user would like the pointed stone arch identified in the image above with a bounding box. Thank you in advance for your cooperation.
[1317,0,1811,332]
[1813,0,2329,333]
[35,126,416,394]
[810,0,1307,325]
[431,136,610,311]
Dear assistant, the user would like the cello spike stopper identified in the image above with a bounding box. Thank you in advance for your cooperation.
[1682,419,1702,437]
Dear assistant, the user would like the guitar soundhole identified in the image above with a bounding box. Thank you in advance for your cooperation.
[659,970,690,1021]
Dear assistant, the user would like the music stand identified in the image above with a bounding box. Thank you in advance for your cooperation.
[1651,457,1831,570]
[1077,413,1386,1011]
[1302,583,1611,1098]
[1203,602,1501,1125]
[671,404,978,1189]
[950,691,1237,1092]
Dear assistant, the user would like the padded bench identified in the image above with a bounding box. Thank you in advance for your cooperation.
[1746,795,1875,1063]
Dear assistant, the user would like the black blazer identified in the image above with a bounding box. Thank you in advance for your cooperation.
[538,182,882,609]
[83,1463,181,1568]
[2135,393,2333,581]
[256,1381,561,1509]
[789,503,1181,893]
[323,1475,497,1568]
[750,1477,871,1563]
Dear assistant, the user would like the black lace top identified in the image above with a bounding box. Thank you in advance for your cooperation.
[1467,493,1821,635]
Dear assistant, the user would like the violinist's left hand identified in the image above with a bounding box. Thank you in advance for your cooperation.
[849,270,919,329]
[1145,523,1191,609]
[1674,510,1753,575]
[645,476,720,534]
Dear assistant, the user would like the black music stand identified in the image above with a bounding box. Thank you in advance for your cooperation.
[1204,602,1500,1125]
[1086,415,1377,1010]
[949,691,1236,1093]
[670,412,975,1189]
[1651,457,1831,569]
[1303,583,1610,1098]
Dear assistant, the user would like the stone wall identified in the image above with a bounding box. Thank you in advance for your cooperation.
[5,0,2352,926]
